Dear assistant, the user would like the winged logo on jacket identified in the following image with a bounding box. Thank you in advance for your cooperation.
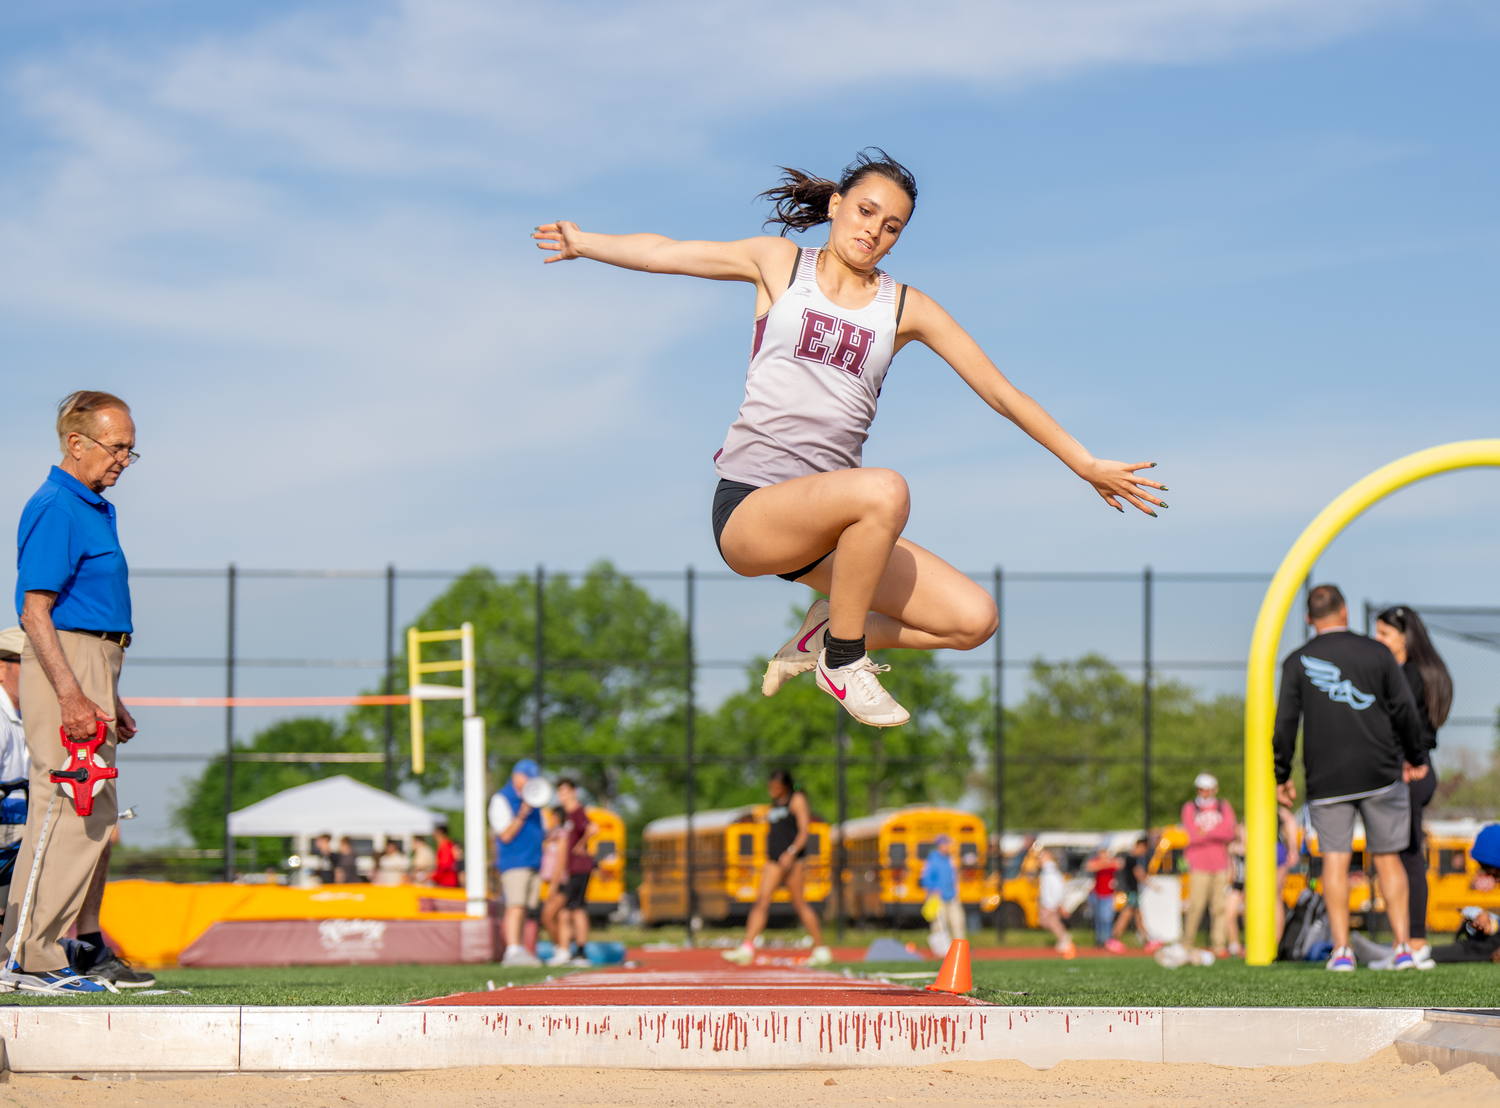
[1301,655,1375,711]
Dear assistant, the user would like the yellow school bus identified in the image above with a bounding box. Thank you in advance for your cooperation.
[639,805,831,924]
[1422,819,1500,935]
[832,807,986,924]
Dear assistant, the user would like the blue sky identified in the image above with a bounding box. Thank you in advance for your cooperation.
[2,1,1498,841]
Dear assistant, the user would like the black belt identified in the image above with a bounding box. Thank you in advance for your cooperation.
[63,629,132,649]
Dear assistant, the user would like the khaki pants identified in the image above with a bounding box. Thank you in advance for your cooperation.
[1,632,121,973]
[1184,869,1228,951]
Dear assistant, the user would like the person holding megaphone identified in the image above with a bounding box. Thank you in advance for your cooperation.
[489,759,550,967]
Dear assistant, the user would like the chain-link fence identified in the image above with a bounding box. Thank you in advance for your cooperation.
[113,565,1500,883]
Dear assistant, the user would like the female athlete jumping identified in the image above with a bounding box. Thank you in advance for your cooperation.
[535,150,1165,727]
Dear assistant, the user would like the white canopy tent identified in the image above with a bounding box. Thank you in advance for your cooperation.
[228,775,444,884]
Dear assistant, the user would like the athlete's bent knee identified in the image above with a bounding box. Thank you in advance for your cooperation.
[950,594,999,651]
[857,468,910,527]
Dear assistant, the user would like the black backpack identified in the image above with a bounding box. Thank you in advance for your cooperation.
[1277,887,1329,962]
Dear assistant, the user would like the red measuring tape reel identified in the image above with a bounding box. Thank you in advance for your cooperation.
[50,722,118,817]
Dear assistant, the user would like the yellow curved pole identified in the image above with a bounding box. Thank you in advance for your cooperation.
[1245,439,1500,965]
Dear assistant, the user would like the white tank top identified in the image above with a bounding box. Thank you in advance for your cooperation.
[714,247,900,487]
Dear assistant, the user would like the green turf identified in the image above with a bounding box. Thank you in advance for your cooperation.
[1,962,556,1006]
[854,956,1500,1008]
[7,943,1496,1008]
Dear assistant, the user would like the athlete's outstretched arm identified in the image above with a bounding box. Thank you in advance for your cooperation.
[533,221,795,288]
[899,288,1166,516]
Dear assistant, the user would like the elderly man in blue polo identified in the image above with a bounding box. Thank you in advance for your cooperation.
[1,391,139,993]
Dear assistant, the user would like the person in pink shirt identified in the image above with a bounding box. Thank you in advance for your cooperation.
[1181,772,1237,957]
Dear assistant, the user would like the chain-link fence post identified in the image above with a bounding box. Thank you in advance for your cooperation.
[222,562,236,882]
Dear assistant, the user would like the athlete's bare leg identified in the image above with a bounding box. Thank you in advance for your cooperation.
[719,468,995,647]
[741,860,788,948]
[781,859,824,948]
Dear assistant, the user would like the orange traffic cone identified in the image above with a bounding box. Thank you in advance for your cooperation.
[925,939,972,994]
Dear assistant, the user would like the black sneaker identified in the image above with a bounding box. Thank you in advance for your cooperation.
[89,952,156,988]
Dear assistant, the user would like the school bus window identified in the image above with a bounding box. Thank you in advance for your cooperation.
[594,841,616,861]
[738,834,754,857]
[917,841,934,861]
[888,843,907,868]
[805,833,820,856]
[960,842,979,866]
[1440,849,1467,874]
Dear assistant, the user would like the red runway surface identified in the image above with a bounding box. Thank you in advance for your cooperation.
[420,948,983,1008]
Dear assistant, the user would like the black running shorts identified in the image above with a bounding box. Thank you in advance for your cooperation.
[711,479,832,583]
[562,871,591,911]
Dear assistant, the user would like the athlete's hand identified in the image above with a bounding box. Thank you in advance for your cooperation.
[1276,781,1297,807]
[533,221,583,263]
[1082,459,1167,517]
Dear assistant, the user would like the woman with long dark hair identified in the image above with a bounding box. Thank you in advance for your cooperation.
[1374,605,1452,966]
[534,151,1164,728]
[723,769,827,967]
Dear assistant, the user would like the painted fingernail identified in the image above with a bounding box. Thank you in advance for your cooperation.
[1150,462,1157,468]
[1159,502,1169,509]
[1159,486,1168,491]
[1149,510,1158,517]
[1116,505,1125,513]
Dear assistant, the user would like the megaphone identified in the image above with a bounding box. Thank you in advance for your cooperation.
[521,776,555,809]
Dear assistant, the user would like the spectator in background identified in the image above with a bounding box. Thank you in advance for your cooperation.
[1084,845,1118,951]
[1223,824,1247,958]
[308,834,336,884]
[1037,849,1074,959]
[1373,605,1452,965]
[1182,772,1236,958]
[541,779,598,967]
[1108,837,1149,953]
[373,839,410,886]
[0,626,29,784]
[1274,584,1425,972]
[1274,805,1301,945]
[919,834,965,957]
[410,833,436,885]
[333,836,362,884]
[490,759,546,967]
[431,825,459,887]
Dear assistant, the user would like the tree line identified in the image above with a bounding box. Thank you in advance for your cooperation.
[175,563,1248,867]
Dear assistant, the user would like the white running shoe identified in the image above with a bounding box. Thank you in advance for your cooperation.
[807,945,833,967]
[813,650,910,728]
[502,944,541,967]
[545,947,573,968]
[722,943,755,966]
[762,599,830,696]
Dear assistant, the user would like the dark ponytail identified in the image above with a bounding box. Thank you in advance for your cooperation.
[1377,606,1453,728]
[769,768,797,792]
[760,148,918,236]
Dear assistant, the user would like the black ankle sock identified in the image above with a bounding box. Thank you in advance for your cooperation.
[824,634,866,669]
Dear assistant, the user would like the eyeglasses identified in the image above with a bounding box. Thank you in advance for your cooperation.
[79,433,140,464]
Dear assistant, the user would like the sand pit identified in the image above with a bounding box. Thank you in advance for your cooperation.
[9,1048,1496,1108]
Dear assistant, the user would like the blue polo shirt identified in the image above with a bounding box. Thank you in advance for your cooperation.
[15,467,132,633]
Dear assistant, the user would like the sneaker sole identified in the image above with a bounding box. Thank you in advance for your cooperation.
[110,979,159,988]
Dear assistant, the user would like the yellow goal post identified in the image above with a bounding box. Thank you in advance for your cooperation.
[1245,440,1500,965]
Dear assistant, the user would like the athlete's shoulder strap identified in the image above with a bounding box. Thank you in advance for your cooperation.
[794,246,820,285]
[896,284,909,326]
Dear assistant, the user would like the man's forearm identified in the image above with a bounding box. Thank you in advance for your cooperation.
[20,593,82,700]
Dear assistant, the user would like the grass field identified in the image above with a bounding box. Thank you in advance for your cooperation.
[5,951,1498,1008]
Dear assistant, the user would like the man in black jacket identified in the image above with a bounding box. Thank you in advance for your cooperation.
[1274,584,1426,971]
